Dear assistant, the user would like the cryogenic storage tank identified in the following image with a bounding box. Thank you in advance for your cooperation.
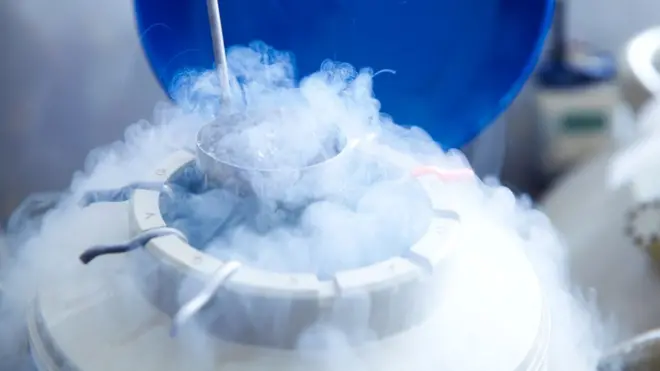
[26,149,550,371]
[15,0,557,370]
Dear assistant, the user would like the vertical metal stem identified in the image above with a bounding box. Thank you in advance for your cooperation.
[206,0,231,102]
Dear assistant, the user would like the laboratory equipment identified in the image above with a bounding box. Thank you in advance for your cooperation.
[134,0,554,149]
[535,0,618,175]
[4,0,558,370]
[26,149,551,371]
[541,26,660,341]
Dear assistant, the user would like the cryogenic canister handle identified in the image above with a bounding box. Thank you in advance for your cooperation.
[620,27,660,115]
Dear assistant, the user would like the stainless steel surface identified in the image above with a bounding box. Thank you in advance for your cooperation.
[195,119,354,202]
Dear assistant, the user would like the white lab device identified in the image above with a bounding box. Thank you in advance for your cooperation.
[541,26,660,342]
[535,0,619,175]
[536,73,619,173]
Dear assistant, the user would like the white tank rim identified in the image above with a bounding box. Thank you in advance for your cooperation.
[129,150,461,301]
[126,150,466,347]
[24,149,550,370]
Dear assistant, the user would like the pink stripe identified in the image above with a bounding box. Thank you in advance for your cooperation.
[411,166,474,181]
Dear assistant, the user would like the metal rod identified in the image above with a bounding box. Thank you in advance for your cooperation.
[550,0,567,64]
[206,0,231,101]
[170,261,241,336]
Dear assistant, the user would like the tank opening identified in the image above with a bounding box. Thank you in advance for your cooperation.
[161,127,434,277]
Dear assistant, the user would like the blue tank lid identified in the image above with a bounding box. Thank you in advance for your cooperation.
[134,0,554,149]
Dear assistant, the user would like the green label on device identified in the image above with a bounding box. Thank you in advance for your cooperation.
[562,111,606,133]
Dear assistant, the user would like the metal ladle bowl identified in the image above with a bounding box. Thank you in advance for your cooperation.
[195,117,360,204]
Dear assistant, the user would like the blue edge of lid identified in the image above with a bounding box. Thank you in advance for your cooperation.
[134,0,554,149]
